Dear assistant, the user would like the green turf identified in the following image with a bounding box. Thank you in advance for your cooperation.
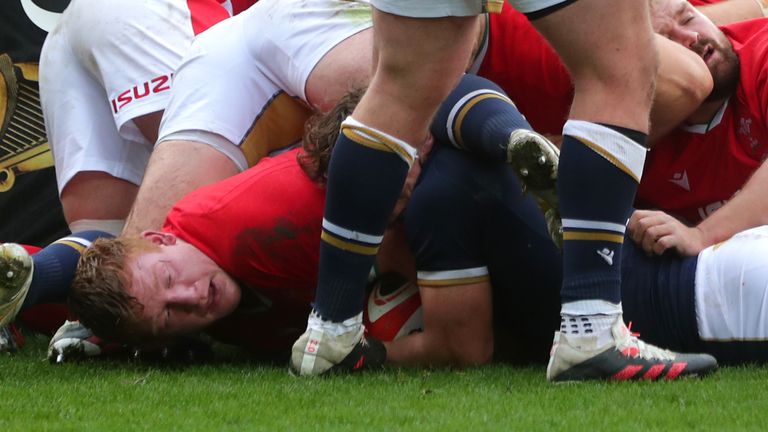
[2,336,767,431]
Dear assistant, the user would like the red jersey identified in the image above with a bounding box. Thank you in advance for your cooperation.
[477,4,573,135]
[163,148,325,354]
[476,1,728,134]
[636,19,768,223]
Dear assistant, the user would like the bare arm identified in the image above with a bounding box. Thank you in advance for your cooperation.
[649,34,713,144]
[547,35,713,147]
[122,140,239,235]
[629,160,768,256]
[696,160,768,246]
[384,281,494,367]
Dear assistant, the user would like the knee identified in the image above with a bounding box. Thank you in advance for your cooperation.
[60,172,138,224]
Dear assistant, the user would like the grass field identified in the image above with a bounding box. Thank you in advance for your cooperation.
[2,335,768,431]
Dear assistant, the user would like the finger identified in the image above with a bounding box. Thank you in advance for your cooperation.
[653,234,676,255]
[630,211,665,244]
[642,223,674,254]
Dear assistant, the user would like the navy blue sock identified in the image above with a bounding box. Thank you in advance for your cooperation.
[558,122,647,305]
[20,230,113,310]
[431,74,531,161]
[314,123,411,322]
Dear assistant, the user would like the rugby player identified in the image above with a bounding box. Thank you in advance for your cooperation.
[0,0,743,362]
[632,0,768,257]
[474,0,768,258]
[70,78,756,373]
[10,0,233,354]
[2,0,375,357]
[291,0,714,383]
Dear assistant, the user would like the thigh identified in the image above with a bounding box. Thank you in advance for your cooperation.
[248,0,373,101]
[528,0,657,128]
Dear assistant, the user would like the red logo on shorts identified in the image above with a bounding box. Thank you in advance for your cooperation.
[110,74,172,114]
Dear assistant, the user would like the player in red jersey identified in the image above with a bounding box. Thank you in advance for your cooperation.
[67,77,762,372]
[64,78,718,380]
[1,0,374,359]
[631,0,768,257]
[473,0,768,257]
[475,0,761,140]
[6,0,756,360]
[477,3,719,141]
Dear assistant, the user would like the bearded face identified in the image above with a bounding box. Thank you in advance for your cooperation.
[651,0,740,102]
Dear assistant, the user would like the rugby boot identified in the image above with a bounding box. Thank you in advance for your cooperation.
[290,310,386,376]
[0,243,33,327]
[547,315,718,382]
[506,129,562,248]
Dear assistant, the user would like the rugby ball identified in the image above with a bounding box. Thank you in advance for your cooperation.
[364,272,423,341]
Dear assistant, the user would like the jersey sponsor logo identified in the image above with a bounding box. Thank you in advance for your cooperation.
[21,0,64,33]
[668,170,690,191]
[110,74,172,114]
[596,248,614,266]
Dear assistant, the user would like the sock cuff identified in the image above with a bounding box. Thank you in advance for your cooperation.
[563,120,647,182]
[561,300,622,316]
[341,117,418,167]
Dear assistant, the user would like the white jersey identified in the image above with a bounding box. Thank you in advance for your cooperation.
[696,226,768,342]
[39,0,231,191]
[158,0,374,170]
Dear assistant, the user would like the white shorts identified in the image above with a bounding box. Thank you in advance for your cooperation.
[370,0,566,17]
[695,226,768,341]
[39,0,230,191]
[158,0,374,170]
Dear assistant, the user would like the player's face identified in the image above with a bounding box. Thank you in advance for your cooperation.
[652,0,739,101]
[126,232,242,338]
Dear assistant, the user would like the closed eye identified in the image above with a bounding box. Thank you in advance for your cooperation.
[164,263,172,289]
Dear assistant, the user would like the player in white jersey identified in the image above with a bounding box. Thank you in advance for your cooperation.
[39,0,232,235]
[124,0,375,235]
[8,0,379,360]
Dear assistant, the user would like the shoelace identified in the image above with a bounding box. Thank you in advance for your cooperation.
[627,321,640,337]
[619,322,676,361]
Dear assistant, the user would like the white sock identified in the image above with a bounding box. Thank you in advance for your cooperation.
[306,309,362,337]
[561,300,622,347]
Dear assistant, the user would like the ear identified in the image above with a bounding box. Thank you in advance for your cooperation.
[140,230,178,246]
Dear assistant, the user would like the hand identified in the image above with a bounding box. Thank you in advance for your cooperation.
[391,135,434,221]
[628,209,707,256]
